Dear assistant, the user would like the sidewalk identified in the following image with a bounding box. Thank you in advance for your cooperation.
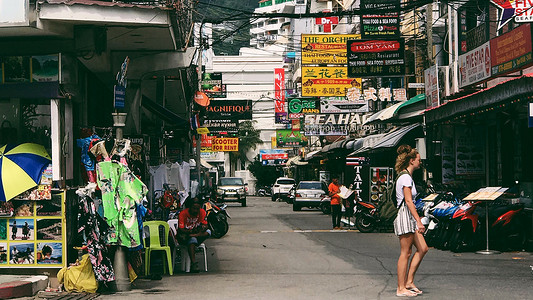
[0,275,49,299]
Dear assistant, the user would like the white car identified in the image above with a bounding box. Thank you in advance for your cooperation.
[293,181,327,211]
[271,177,296,203]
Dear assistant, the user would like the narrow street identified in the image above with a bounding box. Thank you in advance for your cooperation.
[99,196,533,300]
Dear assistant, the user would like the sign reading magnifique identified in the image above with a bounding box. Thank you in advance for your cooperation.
[346,39,405,77]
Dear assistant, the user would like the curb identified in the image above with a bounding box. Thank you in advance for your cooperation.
[0,275,48,299]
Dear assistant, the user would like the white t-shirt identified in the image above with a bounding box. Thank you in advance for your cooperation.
[396,173,416,207]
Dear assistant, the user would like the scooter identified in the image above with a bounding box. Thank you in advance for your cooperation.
[256,185,272,197]
[201,194,230,239]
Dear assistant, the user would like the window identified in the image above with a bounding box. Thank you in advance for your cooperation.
[297,182,322,190]
[219,178,244,186]
[277,179,295,185]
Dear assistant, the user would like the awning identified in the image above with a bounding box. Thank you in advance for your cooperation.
[349,123,422,155]
[286,156,308,166]
[141,96,189,127]
[425,74,533,123]
[304,150,320,161]
[394,94,425,120]
[363,102,404,125]
[321,138,351,153]
[189,158,215,169]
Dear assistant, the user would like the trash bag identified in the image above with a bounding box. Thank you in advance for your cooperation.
[57,254,98,293]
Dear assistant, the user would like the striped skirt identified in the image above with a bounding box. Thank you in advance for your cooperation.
[393,203,417,236]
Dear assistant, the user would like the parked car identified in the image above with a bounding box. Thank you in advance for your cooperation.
[293,181,327,211]
[216,177,247,207]
[271,177,296,203]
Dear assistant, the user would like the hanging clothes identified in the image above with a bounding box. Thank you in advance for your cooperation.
[149,164,169,195]
[77,189,115,282]
[176,161,190,193]
[96,161,147,248]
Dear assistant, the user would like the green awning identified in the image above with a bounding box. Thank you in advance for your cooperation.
[394,94,425,114]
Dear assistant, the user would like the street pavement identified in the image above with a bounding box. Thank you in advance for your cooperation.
[97,196,533,300]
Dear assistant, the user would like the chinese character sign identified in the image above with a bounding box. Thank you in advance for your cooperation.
[302,66,361,97]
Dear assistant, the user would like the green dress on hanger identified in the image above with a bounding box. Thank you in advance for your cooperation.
[96,161,147,248]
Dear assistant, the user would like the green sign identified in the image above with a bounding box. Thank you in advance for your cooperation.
[288,98,320,119]
[276,129,308,147]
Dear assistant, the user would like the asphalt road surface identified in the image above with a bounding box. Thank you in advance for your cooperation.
[99,196,533,300]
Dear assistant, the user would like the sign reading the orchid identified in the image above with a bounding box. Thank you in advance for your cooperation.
[301,34,361,65]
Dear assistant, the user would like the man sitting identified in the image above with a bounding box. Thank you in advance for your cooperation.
[177,198,210,272]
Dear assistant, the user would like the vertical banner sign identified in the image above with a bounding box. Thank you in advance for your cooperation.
[424,65,439,109]
[274,68,287,123]
[529,103,533,128]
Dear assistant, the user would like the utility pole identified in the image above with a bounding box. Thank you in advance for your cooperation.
[426,2,433,65]
[196,23,204,194]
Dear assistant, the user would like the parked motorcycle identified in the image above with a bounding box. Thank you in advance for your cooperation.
[256,185,272,197]
[201,194,230,239]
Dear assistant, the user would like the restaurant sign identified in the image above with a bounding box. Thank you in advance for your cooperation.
[303,113,370,136]
[276,129,308,147]
[490,23,533,76]
[492,0,533,30]
[458,41,491,88]
[302,66,361,97]
[301,34,361,65]
[347,39,405,77]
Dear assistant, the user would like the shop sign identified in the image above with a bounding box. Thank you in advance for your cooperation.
[113,85,125,109]
[274,68,287,123]
[301,34,361,65]
[302,66,361,97]
[276,129,308,147]
[212,137,238,152]
[193,134,214,152]
[201,151,224,161]
[490,23,533,76]
[206,100,251,119]
[466,24,487,52]
[347,39,405,77]
[315,17,338,33]
[205,84,227,99]
[32,55,59,82]
[288,98,320,118]
[303,113,371,136]
[360,0,400,10]
[458,41,491,88]
[455,126,485,177]
[360,0,400,38]
[424,65,449,109]
[491,0,533,30]
[321,96,369,113]
[201,72,223,95]
[259,149,288,161]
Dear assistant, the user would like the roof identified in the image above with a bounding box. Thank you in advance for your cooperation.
[43,0,168,10]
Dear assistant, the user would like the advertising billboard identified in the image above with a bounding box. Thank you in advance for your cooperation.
[276,130,308,147]
[490,23,533,77]
[205,100,252,133]
[302,66,361,97]
[287,98,320,119]
[301,34,361,65]
[347,39,405,77]
[274,68,287,123]
[458,41,491,88]
[212,138,239,152]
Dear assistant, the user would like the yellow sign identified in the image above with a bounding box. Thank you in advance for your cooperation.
[301,34,361,65]
[302,66,361,97]
[212,137,239,152]
[196,127,209,135]
[271,136,277,149]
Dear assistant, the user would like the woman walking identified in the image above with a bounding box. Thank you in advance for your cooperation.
[394,145,428,297]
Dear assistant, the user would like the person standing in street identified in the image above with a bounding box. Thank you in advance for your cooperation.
[328,177,342,229]
[393,145,428,297]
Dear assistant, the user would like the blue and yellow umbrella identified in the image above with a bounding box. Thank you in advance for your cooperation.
[0,143,51,202]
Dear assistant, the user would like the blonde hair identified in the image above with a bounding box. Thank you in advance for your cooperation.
[395,145,419,174]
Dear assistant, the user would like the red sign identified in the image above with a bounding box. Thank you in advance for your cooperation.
[490,24,533,76]
[275,68,286,123]
[193,134,213,148]
[349,40,401,52]
[261,153,289,160]
[315,17,339,33]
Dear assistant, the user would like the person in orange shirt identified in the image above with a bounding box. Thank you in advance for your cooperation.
[328,177,342,229]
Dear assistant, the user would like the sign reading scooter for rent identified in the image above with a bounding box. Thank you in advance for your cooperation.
[212,137,239,152]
